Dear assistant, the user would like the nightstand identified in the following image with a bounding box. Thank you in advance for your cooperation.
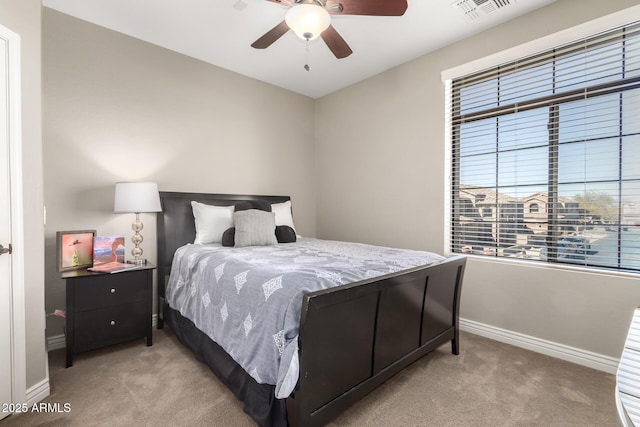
[62,264,155,367]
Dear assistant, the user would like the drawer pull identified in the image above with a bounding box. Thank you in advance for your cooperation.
[110,320,116,326]
[110,288,116,294]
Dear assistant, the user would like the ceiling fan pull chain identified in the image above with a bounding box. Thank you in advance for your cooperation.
[304,39,311,71]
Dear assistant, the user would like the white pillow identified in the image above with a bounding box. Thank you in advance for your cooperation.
[191,201,234,244]
[271,200,296,232]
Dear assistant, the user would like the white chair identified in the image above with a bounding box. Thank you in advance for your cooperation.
[616,308,640,426]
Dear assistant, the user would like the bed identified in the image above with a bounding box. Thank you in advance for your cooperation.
[156,191,466,426]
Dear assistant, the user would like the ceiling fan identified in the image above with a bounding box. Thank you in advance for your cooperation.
[251,0,408,59]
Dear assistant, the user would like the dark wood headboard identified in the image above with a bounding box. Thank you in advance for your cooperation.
[156,192,291,303]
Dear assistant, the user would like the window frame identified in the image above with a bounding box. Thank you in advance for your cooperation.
[443,5,640,275]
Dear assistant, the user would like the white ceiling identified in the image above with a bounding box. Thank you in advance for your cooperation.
[42,0,556,98]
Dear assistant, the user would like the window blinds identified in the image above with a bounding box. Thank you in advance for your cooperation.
[449,20,640,272]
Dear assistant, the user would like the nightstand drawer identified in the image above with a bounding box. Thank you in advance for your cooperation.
[74,270,148,310]
[74,301,147,353]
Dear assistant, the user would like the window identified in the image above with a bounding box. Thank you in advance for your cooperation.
[449,20,640,272]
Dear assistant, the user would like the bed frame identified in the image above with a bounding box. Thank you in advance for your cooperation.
[156,191,466,426]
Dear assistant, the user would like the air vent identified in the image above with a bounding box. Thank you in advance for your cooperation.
[452,0,517,21]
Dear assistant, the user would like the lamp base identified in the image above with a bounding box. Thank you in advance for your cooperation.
[127,258,147,265]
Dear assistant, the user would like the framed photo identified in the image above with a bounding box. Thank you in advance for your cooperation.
[92,235,126,265]
[56,230,96,272]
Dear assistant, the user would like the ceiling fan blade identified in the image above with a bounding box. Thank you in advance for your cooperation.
[321,25,353,59]
[251,20,290,49]
[326,0,408,16]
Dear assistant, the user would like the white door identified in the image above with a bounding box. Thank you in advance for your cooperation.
[0,27,13,419]
[0,28,14,420]
[0,24,25,420]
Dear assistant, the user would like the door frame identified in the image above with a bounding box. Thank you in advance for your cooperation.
[1,22,26,409]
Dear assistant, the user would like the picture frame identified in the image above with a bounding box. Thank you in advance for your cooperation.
[56,230,96,272]
[92,235,126,265]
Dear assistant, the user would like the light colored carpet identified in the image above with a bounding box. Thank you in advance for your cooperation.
[3,330,618,426]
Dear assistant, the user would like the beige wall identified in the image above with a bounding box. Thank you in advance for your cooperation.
[0,0,46,390]
[315,0,640,359]
[42,9,316,338]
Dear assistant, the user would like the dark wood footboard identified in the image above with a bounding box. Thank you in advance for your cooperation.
[287,255,466,427]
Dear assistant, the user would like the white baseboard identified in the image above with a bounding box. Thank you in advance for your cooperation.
[47,314,158,351]
[46,334,66,351]
[460,317,619,374]
[25,378,50,406]
[46,315,618,374]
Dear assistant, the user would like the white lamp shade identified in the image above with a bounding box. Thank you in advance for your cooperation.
[114,182,162,213]
[285,4,331,41]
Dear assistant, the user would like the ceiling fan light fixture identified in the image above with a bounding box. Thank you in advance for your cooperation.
[285,4,331,41]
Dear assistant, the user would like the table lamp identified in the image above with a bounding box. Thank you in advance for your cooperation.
[114,182,162,265]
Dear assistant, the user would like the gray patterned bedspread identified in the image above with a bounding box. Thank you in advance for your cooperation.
[166,238,445,398]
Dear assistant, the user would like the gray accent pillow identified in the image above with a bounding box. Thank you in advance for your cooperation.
[233,209,278,248]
